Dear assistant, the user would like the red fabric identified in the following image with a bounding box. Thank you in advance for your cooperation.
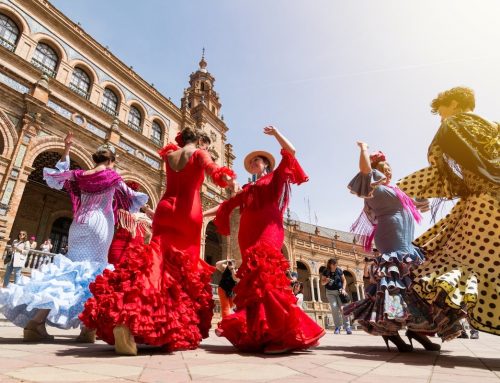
[108,227,145,266]
[214,150,324,352]
[80,148,234,349]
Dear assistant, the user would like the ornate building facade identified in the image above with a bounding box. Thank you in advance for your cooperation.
[0,0,369,327]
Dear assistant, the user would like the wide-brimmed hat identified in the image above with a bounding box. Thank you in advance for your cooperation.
[244,150,276,174]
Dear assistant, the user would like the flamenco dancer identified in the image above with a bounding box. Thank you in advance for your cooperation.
[80,127,236,355]
[108,181,154,266]
[207,126,325,354]
[398,87,499,337]
[344,143,439,352]
[0,132,148,342]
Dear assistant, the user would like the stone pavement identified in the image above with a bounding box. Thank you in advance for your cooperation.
[0,320,498,383]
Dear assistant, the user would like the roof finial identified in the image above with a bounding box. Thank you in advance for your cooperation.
[199,47,207,72]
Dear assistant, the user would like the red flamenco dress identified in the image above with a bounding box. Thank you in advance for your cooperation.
[214,149,325,353]
[80,144,235,350]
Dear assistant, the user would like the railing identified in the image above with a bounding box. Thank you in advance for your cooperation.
[69,82,90,100]
[127,121,142,133]
[31,58,56,78]
[2,245,56,270]
[0,36,15,52]
[101,103,118,116]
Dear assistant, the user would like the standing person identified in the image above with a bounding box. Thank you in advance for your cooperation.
[216,259,238,318]
[28,236,38,251]
[344,142,439,352]
[321,258,352,335]
[40,239,53,253]
[107,181,154,266]
[0,132,148,342]
[207,126,325,354]
[3,231,30,287]
[398,87,499,337]
[80,128,236,355]
[292,281,305,310]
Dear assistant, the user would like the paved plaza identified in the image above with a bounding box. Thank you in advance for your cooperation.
[0,319,498,383]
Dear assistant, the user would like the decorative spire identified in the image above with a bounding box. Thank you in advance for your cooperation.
[199,47,207,72]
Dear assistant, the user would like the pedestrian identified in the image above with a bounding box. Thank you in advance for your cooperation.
[0,132,148,343]
[344,143,439,351]
[216,259,238,317]
[458,318,479,339]
[398,86,499,337]
[80,127,236,355]
[39,239,53,253]
[292,281,305,310]
[3,231,30,287]
[28,236,37,251]
[321,258,352,335]
[207,126,325,354]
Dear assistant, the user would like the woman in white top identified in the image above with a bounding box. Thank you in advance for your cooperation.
[3,231,31,287]
[292,281,305,310]
[40,239,53,253]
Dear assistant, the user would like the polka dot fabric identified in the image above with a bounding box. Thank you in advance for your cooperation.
[399,147,500,336]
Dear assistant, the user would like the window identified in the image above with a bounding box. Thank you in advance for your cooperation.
[151,121,163,145]
[0,14,19,51]
[127,106,142,132]
[101,88,118,116]
[69,68,91,99]
[31,43,58,77]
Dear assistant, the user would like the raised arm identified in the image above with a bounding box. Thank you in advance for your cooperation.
[62,131,73,160]
[357,141,371,175]
[264,126,295,156]
[197,149,236,189]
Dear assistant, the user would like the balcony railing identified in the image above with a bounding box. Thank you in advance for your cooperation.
[0,36,15,52]
[2,246,56,271]
[69,82,90,100]
[31,58,56,78]
[101,103,118,116]
[127,121,142,133]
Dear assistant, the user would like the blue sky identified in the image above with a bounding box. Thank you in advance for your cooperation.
[52,0,500,235]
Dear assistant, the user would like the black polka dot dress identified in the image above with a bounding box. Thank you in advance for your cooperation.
[399,143,500,337]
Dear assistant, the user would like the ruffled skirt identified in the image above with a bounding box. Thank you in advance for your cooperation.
[79,241,215,350]
[216,242,325,352]
[0,255,107,329]
[343,248,461,337]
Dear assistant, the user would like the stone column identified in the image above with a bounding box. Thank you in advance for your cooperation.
[315,277,322,303]
[309,278,316,302]
[360,284,365,299]
[356,284,361,301]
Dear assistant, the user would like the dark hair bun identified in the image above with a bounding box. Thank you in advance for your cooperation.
[92,149,116,164]
[181,127,199,144]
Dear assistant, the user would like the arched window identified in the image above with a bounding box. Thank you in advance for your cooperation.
[0,14,19,51]
[69,67,91,99]
[127,106,142,132]
[101,88,118,116]
[151,121,163,145]
[31,43,58,77]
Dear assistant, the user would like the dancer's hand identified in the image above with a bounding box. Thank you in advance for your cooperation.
[64,132,74,148]
[357,141,368,151]
[263,126,278,136]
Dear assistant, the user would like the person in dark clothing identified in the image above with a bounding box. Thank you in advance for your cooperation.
[216,259,239,317]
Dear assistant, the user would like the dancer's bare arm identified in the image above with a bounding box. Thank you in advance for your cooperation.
[357,141,371,175]
[264,126,296,156]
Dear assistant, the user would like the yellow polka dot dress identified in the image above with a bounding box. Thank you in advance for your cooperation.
[398,113,499,337]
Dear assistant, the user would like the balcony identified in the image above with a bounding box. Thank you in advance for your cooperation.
[31,58,56,78]
[68,82,90,100]
[2,246,55,272]
[0,36,15,52]
[127,121,142,133]
[100,103,118,116]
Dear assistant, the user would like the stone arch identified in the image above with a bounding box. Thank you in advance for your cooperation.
[204,220,223,284]
[100,81,125,105]
[0,4,31,36]
[45,210,72,253]
[0,109,19,157]
[27,136,93,170]
[126,99,147,119]
[296,260,313,301]
[120,173,158,208]
[31,33,68,64]
[318,265,328,302]
[343,270,358,301]
[281,243,291,261]
[69,59,99,84]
